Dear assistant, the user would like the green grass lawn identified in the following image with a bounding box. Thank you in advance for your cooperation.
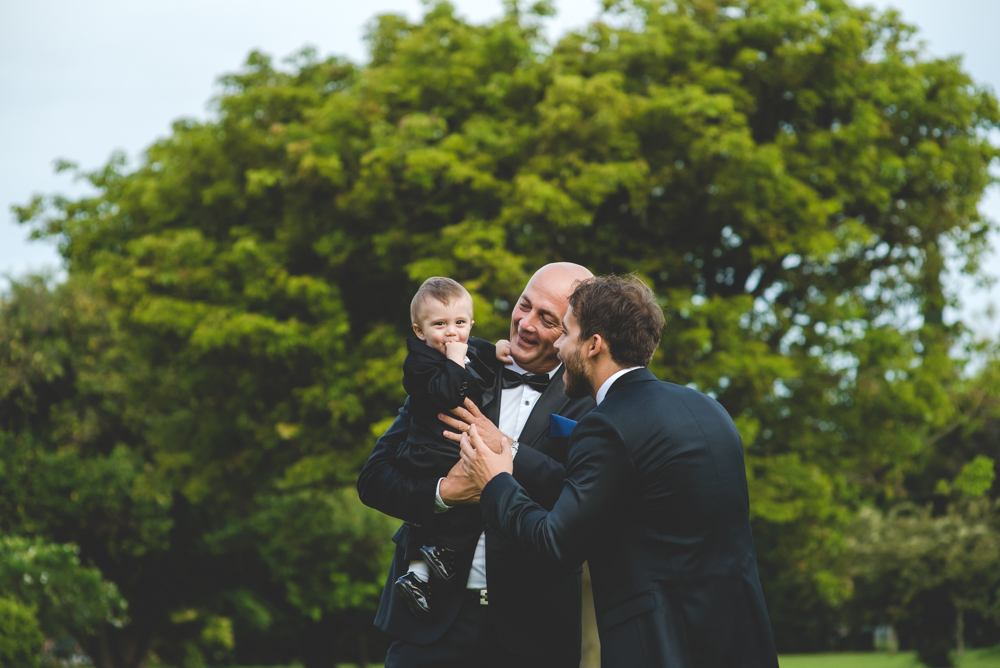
[778,646,1000,667]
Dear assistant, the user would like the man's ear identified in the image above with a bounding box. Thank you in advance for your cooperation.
[413,323,426,340]
[587,334,604,359]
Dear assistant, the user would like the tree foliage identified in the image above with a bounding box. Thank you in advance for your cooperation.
[0,596,43,668]
[6,0,1000,663]
[0,536,127,640]
[0,277,395,666]
[847,356,1000,664]
[850,496,1000,666]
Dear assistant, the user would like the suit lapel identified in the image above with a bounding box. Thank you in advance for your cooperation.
[519,365,571,448]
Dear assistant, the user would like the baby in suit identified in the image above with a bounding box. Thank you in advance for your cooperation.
[393,277,511,619]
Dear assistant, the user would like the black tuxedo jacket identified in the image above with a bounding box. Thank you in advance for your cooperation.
[357,361,595,661]
[481,368,779,668]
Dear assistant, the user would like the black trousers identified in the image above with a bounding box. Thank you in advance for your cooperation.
[384,594,580,668]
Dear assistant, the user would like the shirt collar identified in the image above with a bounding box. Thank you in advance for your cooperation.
[596,367,643,405]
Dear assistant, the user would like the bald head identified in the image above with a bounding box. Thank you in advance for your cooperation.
[509,262,594,373]
[527,262,594,296]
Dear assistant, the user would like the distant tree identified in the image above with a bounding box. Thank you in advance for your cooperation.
[0,537,126,644]
[850,492,1000,666]
[848,357,1000,665]
[10,0,1000,661]
[0,596,43,668]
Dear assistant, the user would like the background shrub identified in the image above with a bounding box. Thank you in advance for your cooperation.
[0,596,43,668]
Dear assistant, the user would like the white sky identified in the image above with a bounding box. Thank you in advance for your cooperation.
[1,0,998,337]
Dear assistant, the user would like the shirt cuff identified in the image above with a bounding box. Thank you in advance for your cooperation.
[434,477,453,513]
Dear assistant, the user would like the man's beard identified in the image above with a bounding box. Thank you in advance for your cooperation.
[561,345,592,399]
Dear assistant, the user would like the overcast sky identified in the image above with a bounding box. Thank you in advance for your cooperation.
[2,0,998,336]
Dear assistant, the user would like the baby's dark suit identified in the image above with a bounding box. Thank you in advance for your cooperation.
[394,336,497,558]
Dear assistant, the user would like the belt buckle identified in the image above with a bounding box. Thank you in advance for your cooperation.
[479,589,488,606]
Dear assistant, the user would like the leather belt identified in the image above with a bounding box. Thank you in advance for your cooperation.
[465,588,488,606]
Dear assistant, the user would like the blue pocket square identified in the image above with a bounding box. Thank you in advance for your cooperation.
[549,414,578,438]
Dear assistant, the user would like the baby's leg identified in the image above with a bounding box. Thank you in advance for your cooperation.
[396,560,435,619]
[407,560,430,582]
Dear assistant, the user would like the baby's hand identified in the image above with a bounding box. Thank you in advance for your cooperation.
[495,339,513,364]
[445,341,468,366]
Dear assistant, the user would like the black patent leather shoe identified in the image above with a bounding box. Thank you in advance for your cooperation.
[394,572,434,619]
[420,544,460,581]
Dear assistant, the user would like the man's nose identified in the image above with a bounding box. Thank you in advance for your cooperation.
[519,312,537,332]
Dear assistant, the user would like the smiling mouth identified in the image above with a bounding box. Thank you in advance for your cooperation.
[515,332,538,347]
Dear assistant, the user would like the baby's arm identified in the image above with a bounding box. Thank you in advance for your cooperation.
[404,348,476,411]
[495,339,512,364]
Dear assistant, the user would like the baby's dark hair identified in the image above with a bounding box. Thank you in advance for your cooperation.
[410,277,473,323]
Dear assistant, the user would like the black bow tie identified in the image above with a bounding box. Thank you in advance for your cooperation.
[501,368,552,393]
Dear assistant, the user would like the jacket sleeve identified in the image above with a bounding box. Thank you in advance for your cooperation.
[481,411,635,569]
[403,356,479,412]
[356,398,443,526]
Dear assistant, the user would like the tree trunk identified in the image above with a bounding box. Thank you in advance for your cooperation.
[357,632,369,668]
[82,622,153,668]
[301,615,337,668]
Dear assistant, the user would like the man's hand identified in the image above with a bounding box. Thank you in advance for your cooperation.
[445,341,468,366]
[439,458,481,505]
[460,424,514,492]
[440,398,508,455]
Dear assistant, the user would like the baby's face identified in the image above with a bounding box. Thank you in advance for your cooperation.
[412,296,474,355]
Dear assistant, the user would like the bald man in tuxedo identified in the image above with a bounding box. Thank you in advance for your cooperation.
[358,263,595,667]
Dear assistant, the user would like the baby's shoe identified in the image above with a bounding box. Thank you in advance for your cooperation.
[420,545,460,581]
[395,571,434,620]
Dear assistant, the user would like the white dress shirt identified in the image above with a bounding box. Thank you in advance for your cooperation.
[435,361,561,589]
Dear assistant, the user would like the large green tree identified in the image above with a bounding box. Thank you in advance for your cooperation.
[0,278,394,667]
[8,0,999,662]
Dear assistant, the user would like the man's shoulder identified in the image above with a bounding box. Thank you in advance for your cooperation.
[600,373,713,416]
[599,378,734,441]
[468,335,495,351]
[467,336,498,365]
